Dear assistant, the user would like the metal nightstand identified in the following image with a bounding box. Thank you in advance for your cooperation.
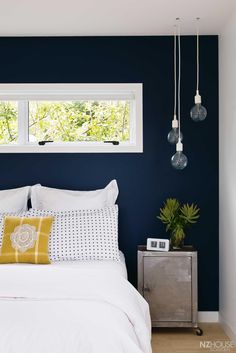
[138,245,203,335]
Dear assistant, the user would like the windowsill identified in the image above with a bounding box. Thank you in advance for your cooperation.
[0,144,143,153]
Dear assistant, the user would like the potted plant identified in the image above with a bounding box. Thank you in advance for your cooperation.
[158,198,200,249]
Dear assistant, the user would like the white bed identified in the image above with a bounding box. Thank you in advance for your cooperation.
[0,252,152,353]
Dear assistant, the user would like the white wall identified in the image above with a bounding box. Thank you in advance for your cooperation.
[219,10,236,342]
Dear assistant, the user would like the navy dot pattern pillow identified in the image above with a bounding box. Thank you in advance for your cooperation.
[28,206,120,262]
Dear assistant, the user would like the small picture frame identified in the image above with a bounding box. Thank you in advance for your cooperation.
[147,238,170,252]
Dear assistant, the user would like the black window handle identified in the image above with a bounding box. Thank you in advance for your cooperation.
[38,140,54,145]
[104,141,119,145]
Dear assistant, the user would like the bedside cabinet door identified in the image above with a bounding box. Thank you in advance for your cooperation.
[143,256,192,322]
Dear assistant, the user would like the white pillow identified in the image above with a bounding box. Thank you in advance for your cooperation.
[28,206,120,262]
[0,186,30,213]
[30,180,118,211]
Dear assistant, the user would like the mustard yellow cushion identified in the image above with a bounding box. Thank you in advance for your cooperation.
[0,216,54,264]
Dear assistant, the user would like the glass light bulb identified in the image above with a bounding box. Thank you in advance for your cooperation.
[190,103,207,122]
[167,128,183,144]
[171,151,188,170]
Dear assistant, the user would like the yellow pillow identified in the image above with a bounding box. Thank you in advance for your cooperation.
[0,216,53,264]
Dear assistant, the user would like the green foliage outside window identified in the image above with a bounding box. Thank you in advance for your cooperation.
[0,100,130,144]
[29,100,130,142]
[0,102,18,144]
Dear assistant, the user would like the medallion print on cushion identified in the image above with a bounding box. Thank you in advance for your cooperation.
[10,224,38,253]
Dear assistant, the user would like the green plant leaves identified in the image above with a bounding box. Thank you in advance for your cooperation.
[180,203,200,224]
[157,198,200,245]
[158,198,179,223]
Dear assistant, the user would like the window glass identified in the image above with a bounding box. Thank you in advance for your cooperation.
[29,100,130,143]
[0,101,18,144]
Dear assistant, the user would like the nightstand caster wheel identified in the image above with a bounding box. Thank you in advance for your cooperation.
[195,327,203,336]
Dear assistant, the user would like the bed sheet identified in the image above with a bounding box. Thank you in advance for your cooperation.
[51,250,126,275]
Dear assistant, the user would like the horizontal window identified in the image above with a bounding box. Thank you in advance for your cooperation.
[0,84,143,153]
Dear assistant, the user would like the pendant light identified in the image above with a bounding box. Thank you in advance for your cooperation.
[171,20,188,170]
[167,25,183,144]
[190,18,207,122]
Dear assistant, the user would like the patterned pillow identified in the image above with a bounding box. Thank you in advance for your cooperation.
[28,206,120,262]
[0,216,53,264]
[0,211,29,249]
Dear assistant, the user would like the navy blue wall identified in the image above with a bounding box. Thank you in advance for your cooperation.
[0,36,218,311]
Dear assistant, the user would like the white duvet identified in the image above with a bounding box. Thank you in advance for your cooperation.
[0,259,152,353]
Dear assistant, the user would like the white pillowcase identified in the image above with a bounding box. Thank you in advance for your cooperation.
[28,206,120,262]
[0,187,30,213]
[30,180,119,211]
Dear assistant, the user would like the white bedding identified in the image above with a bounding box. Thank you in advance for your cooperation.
[0,253,152,353]
[51,250,127,278]
[0,250,127,279]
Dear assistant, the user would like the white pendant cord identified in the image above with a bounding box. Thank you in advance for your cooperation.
[174,25,177,119]
[177,20,181,145]
[192,17,207,119]
[196,18,200,93]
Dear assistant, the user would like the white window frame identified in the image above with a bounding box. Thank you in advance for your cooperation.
[0,83,143,153]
